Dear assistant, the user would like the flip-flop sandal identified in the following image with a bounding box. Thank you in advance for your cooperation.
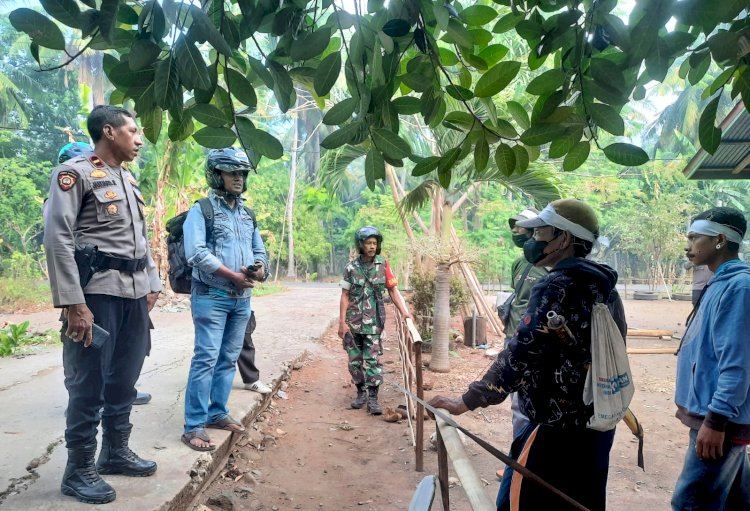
[181,429,216,452]
[206,415,246,432]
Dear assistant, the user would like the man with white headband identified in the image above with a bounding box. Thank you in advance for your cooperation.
[429,199,626,511]
[672,207,750,511]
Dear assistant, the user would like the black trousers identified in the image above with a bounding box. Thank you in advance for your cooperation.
[62,294,151,448]
[236,311,259,383]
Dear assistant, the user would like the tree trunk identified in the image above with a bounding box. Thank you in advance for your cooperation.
[430,202,453,373]
[150,140,173,288]
[430,262,452,373]
[286,110,299,279]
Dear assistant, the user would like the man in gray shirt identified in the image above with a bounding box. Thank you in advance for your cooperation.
[44,106,161,504]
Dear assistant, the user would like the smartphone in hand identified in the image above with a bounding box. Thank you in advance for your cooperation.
[62,321,110,349]
[244,264,260,279]
[90,323,110,349]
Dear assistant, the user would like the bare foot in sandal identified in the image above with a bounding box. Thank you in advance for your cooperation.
[206,415,246,433]
[182,429,216,451]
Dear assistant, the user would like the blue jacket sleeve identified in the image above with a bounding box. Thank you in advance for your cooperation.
[252,226,268,268]
[707,284,750,425]
[184,204,222,274]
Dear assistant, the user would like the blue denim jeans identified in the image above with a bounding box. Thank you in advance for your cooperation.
[672,429,750,510]
[184,291,251,433]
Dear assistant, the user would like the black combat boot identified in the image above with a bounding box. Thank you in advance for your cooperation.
[367,386,383,415]
[351,384,367,409]
[97,428,157,477]
[61,442,117,504]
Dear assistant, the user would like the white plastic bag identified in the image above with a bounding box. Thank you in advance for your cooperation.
[583,303,634,431]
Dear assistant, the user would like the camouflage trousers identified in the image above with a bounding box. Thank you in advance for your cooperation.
[343,332,383,387]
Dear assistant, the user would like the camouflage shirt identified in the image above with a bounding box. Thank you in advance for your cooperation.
[340,255,398,334]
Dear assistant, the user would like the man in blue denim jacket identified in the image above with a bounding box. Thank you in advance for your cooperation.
[181,148,268,451]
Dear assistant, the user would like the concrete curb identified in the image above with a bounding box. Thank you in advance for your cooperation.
[172,352,309,511]
[0,286,339,511]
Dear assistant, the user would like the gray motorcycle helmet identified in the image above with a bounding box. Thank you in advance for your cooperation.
[205,148,251,192]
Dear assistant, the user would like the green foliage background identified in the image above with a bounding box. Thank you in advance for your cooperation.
[2,4,750,311]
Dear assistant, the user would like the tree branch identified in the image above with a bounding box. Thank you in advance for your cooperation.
[37,35,96,72]
[451,181,482,213]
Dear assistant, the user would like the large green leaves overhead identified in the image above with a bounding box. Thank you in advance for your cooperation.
[371,129,411,160]
[475,62,521,98]
[603,143,649,166]
[10,9,66,50]
[175,36,210,91]
[365,149,385,191]
[699,95,722,155]
[39,0,81,28]
[290,28,332,61]
[14,0,748,179]
[588,103,625,136]
[193,127,237,148]
[314,52,341,97]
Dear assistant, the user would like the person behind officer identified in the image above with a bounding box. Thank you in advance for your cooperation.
[238,311,272,394]
[54,143,152,408]
[672,207,750,510]
[429,199,626,511]
[44,106,161,504]
[683,260,713,306]
[181,148,268,451]
[338,227,411,415]
[502,208,549,338]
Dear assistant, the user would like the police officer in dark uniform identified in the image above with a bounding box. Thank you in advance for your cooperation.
[53,142,153,408]
[44,106,161,504]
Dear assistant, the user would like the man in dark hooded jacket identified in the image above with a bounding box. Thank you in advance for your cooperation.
[429,198,626,511]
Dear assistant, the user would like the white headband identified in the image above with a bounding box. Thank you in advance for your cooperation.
[688,219,744,245]
[538,204,597,242]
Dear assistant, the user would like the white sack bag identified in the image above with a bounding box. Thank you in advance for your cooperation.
[583,303,634,431]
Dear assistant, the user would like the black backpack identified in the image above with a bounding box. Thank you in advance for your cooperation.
[165,198,256,294]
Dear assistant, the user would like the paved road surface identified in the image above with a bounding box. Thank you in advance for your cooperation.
[0,285,339,510]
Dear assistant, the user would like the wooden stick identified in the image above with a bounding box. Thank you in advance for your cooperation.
[436,427,451,511]
[627,329,673,338]
[627,347,678,354]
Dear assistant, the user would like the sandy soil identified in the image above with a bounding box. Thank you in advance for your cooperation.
[195,298,709,511]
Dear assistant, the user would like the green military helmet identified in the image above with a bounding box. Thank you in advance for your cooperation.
[57,142,91,164]
[205,148,251,192]
[355,226,383,255]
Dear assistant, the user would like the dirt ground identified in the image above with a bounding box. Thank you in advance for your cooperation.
[196,298,700,511]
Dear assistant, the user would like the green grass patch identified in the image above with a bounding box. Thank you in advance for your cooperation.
[252,282,288,297]
[0,278,51,313]
[0,321,58,357]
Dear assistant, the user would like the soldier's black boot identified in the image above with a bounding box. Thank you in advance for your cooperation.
[61,443,117,504]
[351,384,367,409]
[97,428,157,477]
[367,386,383,415]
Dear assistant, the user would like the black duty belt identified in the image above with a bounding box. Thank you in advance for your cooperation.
[94,252,148,272]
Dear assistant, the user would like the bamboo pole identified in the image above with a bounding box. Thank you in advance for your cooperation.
[436,428,450,511]
[627,347,678,354]
[627,329,673,338]
[449,229,504,336]
[386,165,416,242]
[436,415,495,511]
[408,317,425,473]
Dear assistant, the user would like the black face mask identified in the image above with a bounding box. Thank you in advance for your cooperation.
[511,233,531,248]
[523,233,563,264]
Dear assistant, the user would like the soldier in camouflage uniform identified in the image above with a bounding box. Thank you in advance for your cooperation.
[338,227,411,415]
